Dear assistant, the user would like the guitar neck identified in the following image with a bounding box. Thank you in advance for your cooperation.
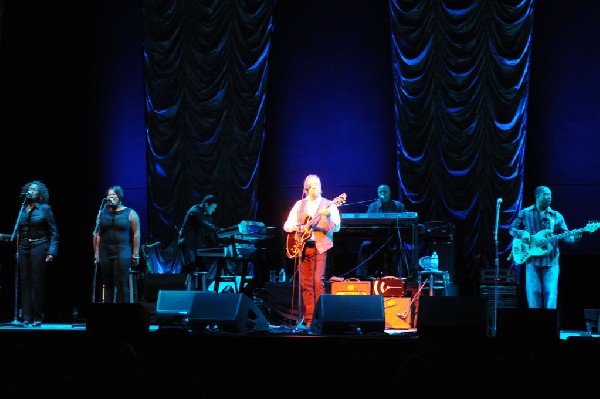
[304,194,346,229]
[540,227,584,247]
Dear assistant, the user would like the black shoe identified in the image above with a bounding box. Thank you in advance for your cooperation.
[32,320,42,327]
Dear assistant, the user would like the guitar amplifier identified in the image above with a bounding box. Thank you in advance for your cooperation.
[331,280,372,295]
[372,277,406,297]
[383,297,412,329]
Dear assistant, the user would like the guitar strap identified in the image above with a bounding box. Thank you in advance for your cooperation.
[297,198,307,224]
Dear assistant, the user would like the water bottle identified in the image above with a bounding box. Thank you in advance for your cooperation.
[72,307,79,326]
[431,251,439,271]
[279,268,286,283]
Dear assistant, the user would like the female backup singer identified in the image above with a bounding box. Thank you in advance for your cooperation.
[17,180,59,326]
[93,185,141,303]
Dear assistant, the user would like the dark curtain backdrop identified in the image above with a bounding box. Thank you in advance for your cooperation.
[1,0,599,326]
[142,0,274,274]
[141,0,534,295]
[390,0,532,293]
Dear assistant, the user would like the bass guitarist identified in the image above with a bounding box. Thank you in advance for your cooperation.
[509,186,581,309]
[283,174,341,328]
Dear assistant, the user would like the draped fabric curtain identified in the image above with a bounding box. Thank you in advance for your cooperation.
[390,0,534,288]
[142,0,274,273]
[141,0,533,286]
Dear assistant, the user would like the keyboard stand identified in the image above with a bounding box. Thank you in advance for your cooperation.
[213,259,251,295]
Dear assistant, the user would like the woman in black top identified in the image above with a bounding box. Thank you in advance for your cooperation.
[17,180,59,326]
[93,185,141,303]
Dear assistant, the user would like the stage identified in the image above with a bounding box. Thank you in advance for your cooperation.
[1,314,599,398]
[2,278,600,397]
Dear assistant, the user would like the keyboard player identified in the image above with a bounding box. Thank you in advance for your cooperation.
[356,184,406,280]
[178,194,237,288]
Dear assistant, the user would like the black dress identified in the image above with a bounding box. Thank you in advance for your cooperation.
[98,207,134,303]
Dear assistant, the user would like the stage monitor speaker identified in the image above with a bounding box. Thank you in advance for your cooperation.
[155,290,202,327]
[417,296,487,340]
[189,293,270,333]
[142,273,188,302]
[496,308,559,342]
[309,294,385,335]
[86,303,150,334]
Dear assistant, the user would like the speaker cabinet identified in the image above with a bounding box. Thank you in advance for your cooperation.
[417,296,487,340]
[189,293,269,333]
[383,297,412,329]
[155,290,201,327]
[496,308,559,342]
[142,273,188,302]
[86,303,150,334]
[309,294,385,335]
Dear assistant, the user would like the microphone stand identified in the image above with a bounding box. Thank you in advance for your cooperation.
[0,196,28,327]
[91,198,109,303]
[491,198,502,337]
[292,190,308,330]
[338,198,378,207]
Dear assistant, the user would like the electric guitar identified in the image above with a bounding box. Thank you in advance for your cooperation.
[511,220,600,265]
[285,193,346,259]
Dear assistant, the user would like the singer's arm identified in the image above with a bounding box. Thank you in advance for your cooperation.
[129,209,141,264]
[93,230,100,262]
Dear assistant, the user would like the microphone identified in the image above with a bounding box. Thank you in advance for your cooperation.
[103,197,115,205]
[20,190,27,198]
[497,198,502,206]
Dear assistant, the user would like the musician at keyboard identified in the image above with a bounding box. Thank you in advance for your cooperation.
[178,194,237,287]
[355,184,406,280]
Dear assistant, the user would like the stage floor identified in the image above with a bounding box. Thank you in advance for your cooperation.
[2,320,600,397]
[0,321,595,340]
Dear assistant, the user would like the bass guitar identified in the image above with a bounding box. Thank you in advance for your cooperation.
[511,220,600,265]
[286,193,346,259]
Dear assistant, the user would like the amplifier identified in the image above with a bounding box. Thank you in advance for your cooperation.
[331,280,372,295]
[372,277,405,297]
[480,269,516,284]
[383,297,412,329]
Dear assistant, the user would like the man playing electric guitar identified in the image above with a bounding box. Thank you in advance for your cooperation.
[283,174,342,328]
[509,186,583,309]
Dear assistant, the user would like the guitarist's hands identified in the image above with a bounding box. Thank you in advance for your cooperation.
[521,231,531,243]
[300,224,311,234]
